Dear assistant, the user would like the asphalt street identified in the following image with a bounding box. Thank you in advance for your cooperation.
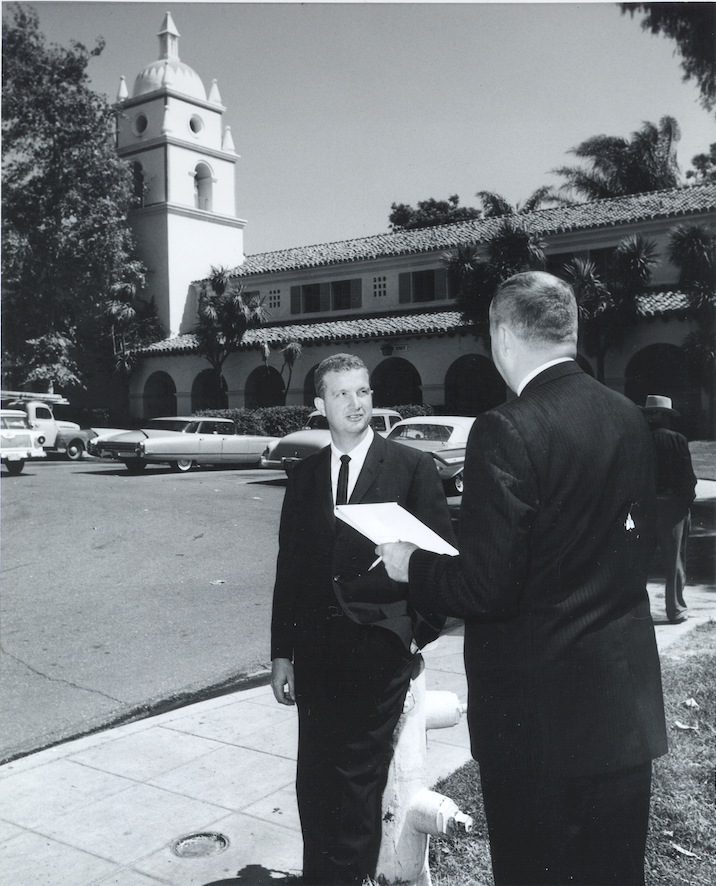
[0,456,288,762]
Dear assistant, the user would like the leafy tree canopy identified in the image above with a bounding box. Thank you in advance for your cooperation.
[553,116,682,201]
[389,195,481,231]
[686,143,716,184]
[1,3,149,392]
[621,3,716,112]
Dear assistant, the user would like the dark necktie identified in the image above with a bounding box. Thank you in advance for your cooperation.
[336,454,350,506]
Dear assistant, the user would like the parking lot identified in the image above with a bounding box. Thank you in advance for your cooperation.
[0,457,288,762]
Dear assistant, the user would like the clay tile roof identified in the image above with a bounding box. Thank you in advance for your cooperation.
[139,290,693,357]
[217,184,716,279]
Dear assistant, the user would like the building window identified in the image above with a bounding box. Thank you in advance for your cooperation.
[412,270,436,302]
[131,161,145,207]
[189,114,204,135]
[302,284,321,313]
[399,269,448,304]
[268,289,281,309]
[332,280,352,311]
[373,276,387,298]
[133,113,148,136]
[194,162,213,211]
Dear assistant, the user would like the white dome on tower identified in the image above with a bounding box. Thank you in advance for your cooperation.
[131,12,206,101]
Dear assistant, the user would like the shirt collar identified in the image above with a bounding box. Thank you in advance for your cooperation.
[517,358,574,396]
[330,425,374,462]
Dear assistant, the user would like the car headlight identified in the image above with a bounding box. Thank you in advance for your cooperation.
[37,435,45,446]
[136,442,145,456]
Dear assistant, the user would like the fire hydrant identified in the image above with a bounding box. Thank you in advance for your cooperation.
[375,654,473,886]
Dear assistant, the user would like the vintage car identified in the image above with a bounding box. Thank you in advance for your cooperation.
[387,415,477,495]
[87,416,279,473]
[260,408,403,471]
[1,409,47,475]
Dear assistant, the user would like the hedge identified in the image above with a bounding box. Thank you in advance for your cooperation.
[196,403,434,436]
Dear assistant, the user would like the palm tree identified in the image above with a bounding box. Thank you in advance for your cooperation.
[443,219,546,332]
[476,185,560,218]
[553,116,682,201]
[562,236,659,383]
[279,340,303,405]
[196,265,267,408]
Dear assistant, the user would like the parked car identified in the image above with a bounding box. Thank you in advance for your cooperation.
[387,415,476,495]
[1,409,47,475]
[260,408,403,471]
[87,416,278,473]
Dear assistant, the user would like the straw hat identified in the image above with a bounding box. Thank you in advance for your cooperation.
[641,395,680,417]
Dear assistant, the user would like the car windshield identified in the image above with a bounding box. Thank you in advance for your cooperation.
[146,419,194,432]
[1,415,31,430]
[305,415,330,430]
[388,423,453,443]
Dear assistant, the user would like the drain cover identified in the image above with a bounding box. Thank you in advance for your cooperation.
[172,832,229,858]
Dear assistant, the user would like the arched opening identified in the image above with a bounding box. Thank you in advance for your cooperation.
[245,365,285,408]
[143,371,177,419]
[625,343,698,437]
[131,161,144,207]
[371,358,422,407]
[303,364,320,405]
[191,369,226,412]
[194,162,213,211]
[444,354,506,415]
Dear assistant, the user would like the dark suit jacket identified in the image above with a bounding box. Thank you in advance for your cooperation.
[271,432,454,661]
[409,362,668,777]
[651,426,697,504]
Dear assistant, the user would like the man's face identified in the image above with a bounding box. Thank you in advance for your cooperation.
[315,368,373,445]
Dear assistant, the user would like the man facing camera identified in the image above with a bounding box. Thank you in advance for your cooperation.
[270,353,454,886]
[378,273,668,886]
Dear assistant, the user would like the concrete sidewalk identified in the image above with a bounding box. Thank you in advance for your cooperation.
[2,481,714,885]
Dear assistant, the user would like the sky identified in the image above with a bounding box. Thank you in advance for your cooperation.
[23,1,716,256]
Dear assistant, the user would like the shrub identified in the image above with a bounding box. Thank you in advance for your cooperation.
[197,405,313,436]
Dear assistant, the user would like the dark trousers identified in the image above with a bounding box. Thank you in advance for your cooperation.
[293,612,414,886]
[655,496,690,620]
[479,759,652,886]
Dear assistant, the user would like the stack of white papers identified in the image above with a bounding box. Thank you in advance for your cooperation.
[335,502,458,555]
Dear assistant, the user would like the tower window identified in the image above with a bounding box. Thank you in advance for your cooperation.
[194,162,213,211]
[131,161,145,207]
[133,113,148,136]
[189,115,204,135]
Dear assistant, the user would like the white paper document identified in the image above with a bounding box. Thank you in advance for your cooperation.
[335,502,459,555]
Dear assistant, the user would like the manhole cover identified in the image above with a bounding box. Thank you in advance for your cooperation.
[172,832,229,858]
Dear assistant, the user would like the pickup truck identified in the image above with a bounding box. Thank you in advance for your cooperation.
[0,392,98,460]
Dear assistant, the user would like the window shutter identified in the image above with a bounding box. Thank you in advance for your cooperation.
[320,282,331,312]
[435,269,447,300]
[399,273,411,304]
[290,286,301,315]
[350,278,362,309]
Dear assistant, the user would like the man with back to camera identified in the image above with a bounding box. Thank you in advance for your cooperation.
[270,353,454,885]
[374,273,668,885]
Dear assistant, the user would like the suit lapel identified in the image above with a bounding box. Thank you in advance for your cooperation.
[313,447,335,527]
[350,435,386,503]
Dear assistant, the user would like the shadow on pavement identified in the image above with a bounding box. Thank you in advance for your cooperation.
[203,864,296,884]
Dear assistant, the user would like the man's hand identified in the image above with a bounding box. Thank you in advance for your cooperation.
[271,658,295,705]
[377,541,419,583]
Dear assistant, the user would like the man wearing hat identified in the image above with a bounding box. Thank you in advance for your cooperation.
[642,395,697,623]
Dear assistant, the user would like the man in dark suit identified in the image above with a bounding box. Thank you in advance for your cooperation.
[642,395,697,624]
[270,353,454,886]
[378,273,668,886]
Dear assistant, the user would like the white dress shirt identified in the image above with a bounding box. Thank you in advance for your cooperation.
[330,427,374,506]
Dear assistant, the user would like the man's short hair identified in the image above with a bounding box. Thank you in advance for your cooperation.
[314,353,369,399]
[491,271,578,346]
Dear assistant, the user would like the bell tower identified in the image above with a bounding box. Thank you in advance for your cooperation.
[116,12,245,335]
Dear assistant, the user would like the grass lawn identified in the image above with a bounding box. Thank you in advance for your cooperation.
[428,621,716,886]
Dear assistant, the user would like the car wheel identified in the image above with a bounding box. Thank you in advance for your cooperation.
[124,459,147,474]
[6,460,25,475]
[65,439,85,460]
[448,471,464,496]
[173,459,193,473]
